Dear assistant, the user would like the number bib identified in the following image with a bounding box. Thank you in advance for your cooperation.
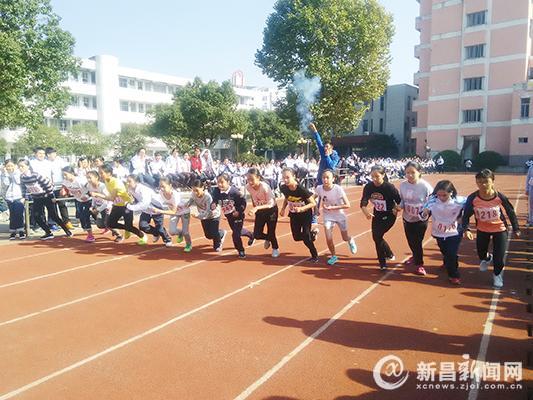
[26,184,42,194]
[288,201,305,213]
[405,203,423,218]
[371,199,387,212]
[435,221,457,234]
[474,206,500,222]
[221,201,236,215]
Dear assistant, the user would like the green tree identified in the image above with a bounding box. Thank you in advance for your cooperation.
[65,123,109,158]
[0,0,78,129]
[435,150,462,172]
[11,124,68,158]
[149,78,248,149]
[361,134,399,158]
[112,124,149,159]
[256,0,394,134]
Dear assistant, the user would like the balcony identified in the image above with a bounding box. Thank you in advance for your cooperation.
[415,16,421,31]
[414,44,420,59]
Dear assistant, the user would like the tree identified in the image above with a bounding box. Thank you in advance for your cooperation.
[0,0,78,129]
[435,150,462,172]
[148,103,191,149]
[361,134,399,158]
[11,124,68,159]
[112,124,149,159]
[65,123,110,158]
[149,78,248,149]
[473,151,506,172]
[256,0,394,134]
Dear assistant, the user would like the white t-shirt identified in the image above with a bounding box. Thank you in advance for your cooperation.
[157,190,190,216]
[63,176,91,202]
[400,179,433,223]
[315,184,347,220]
[425,196,465,238]
[246,181,275,208]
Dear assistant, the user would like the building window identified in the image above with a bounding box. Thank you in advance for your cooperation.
[145,82,152,91]
[466,10,487,27]
[128,79,135,88]
[518,137,529,143]
[70,72,79,82]
[130,102,137,112]
[529,68,533,80]
[120,101,129,112]
[370,119,374,132]
[379,96,385,111]
[83,97,90,108]
[70,96,79,107]
[411,117,417,127]
[521,98,530,118]
[407,96,412,111]
[379,118,384,132]
[153,83,167,93]
[138,81,144,90]
[59,120,68,132]
[138,103,145,113]
[465,44,485,59]
[464,77,484,91]
[462,109,483,123]
[119,77,127,88]
[90,71,96,84]
[92,97,97,109]
[362,119,368,132]
[82,71,89,84]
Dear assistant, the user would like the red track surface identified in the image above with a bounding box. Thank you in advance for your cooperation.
[0,174,530,400]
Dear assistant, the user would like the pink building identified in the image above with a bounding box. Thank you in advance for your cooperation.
[413,0,533,166]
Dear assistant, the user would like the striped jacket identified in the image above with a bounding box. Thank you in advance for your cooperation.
[20,172,55,198]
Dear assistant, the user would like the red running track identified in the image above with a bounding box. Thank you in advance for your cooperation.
[0,174,530,400]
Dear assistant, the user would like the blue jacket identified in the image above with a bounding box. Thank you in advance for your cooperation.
[313,131,340,184]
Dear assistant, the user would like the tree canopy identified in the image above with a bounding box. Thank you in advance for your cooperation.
[0,0,78,129]
[256,0,394,134]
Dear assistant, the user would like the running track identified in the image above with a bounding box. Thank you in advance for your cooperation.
[0,174,530,400]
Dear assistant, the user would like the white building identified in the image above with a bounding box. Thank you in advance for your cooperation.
[2,54,283,151]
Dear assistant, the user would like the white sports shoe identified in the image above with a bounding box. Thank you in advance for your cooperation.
[493,272,503,289]
[272,248,280,258]
[480,253,492,272]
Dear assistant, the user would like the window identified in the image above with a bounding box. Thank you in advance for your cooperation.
[379,118,384,132]
[379,96,385,111]
[71,72,78,82]
[518,137,529,143]
[370,119,374,132]
[138,103,145,113]
[59,120,68,132]
[521,98,530,118]
[529,68,533,80]
[464,77,484,91]
[145,104,153,112]
[90,71,96,84]
[462,109,483,123]
[130,102,137,112]
[120,101,129,112]
[411,117,417,127]
[466,10,487,27]
[82,71,89,83]
[83,97,90,108]
[145,82,152,91]
[465,44,485,59]
[92,97,97,109]
[119,77,128,88]
[128,79,135,88]
[138,81,144,90]
[362,119,368,132]
[70,96,79,107]
[153,83,167,93]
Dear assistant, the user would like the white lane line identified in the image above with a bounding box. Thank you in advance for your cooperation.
[0,228,373,400]
[234,238,434,400]
[0,247,78,265]
[467,193,522,400]
[0,209,364,326]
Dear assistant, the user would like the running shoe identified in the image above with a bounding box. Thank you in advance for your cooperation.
[480,253,492,272]
[247,234,254,246]
[137,235,148,245]
[65,222,74,230]
[449,277,461,285]
[152,235,160,243]
[308,256,319,264]
[124,231,131,240]
[348,238,358,254]
[493,272,503,289]
[40,233,54,240]
[50,224,60,232]
[272,248,280,258]
[238,251,246,259]
[184,244,193,253]
[415,265,427,276]
[85,234,95,243]
[164,241,173,247]
[176,234,184,244]
[379,264,387,271]
[216,230,227,252]
[264,240,271,250]
[114,235,124,243]
[18,232,27,240]
[386,254,396,262]
[327,255,338,266]
[9,233,16,240]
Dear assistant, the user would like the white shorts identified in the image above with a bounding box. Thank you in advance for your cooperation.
[324,217,348,232]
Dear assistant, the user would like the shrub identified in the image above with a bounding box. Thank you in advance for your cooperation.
[473,151,506,171]
[435,150,462,171]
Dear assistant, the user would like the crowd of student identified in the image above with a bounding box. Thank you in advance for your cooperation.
[0,127,530,290]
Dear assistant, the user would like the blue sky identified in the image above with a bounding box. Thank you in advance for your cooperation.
[50,0,419,87]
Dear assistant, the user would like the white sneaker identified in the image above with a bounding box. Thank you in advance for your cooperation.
[493,272,503,289]
[386,255,395,262]
[480,253,492,272]
[272,248,280,258]
[348,238,358,254]
[216,230,227,252]
[264,240,271,250]
[165,241,173,247]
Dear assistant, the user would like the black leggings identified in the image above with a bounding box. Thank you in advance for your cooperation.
[225,213,252,252]
[372,213,396,265]
[254,206,279,250]
[107,205,144,237]
[477,230,508,276]
[201,218,223,250]
[32,196,69,235]
[289,211,318,258]
[403,219,428,266]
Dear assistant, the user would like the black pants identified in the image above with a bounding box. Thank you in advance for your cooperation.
[477,230,508,276]
[225,213,252,253]
[49,189,70,224]
[201,218,223,250]
[107,205,144,237]
[139,212,171,243]
[436,234,462,278]
[289,211,318,258]
[32,196,69,235]
[372,213,396,266]
[7,199,24,232]
[403,219,428,266]
[75,200,92,231]
[254,206,279,250]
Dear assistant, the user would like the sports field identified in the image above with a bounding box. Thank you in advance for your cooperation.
[0,173,530,400]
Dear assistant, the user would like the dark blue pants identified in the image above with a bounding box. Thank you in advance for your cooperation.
[436,234,462,278]
[139,212,170,243]
[7,199,24,232]
[75,200,92,231]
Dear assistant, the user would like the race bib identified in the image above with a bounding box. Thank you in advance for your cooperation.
[26,184,42,194]
[288,201,305,212]
[435,222,457,234]
[371,199,387,212]
[405,203,423,218]
[114,196,124,205]
[474,207,500,222]
[221,201,236,215]
[529,177,533,186]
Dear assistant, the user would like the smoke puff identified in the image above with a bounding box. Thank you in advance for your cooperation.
[293,69,321,134]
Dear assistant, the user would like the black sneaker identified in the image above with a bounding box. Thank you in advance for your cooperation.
[379,263,387,271]
[18,232,27,240]
[238,251,246,259]
[9,233,16,240]
[311,229,318,242]
[65,230,73,238]
[247,235,254,246]
[40,233,54,241]
[308,256,319,264]
[114,235,124,243]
